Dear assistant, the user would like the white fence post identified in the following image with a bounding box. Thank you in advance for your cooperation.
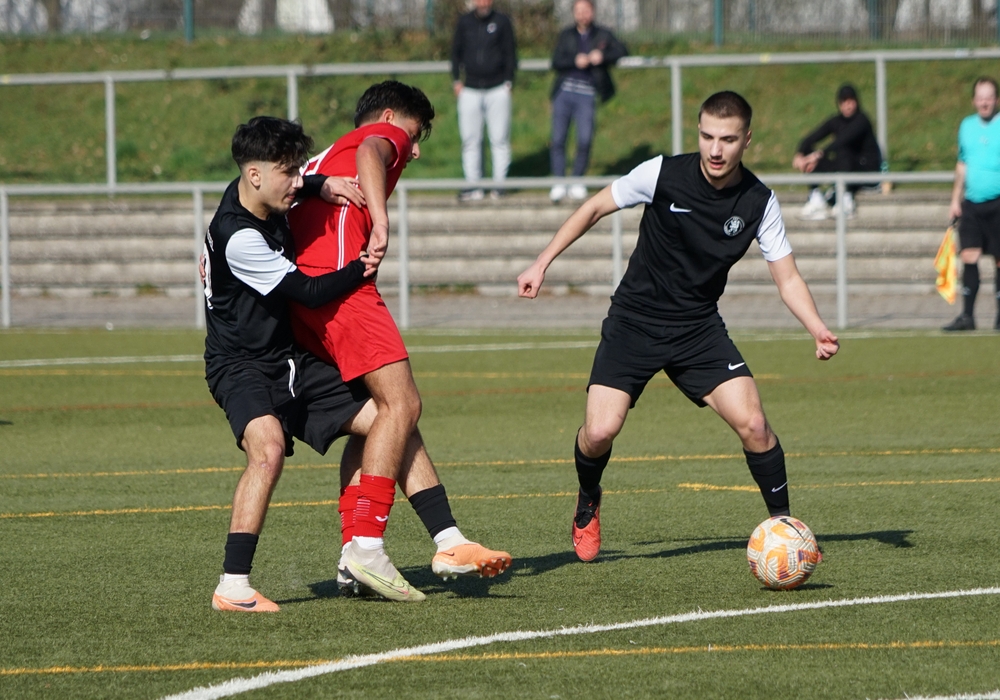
[104,75,116,189]
[611,209,623,291]
[193,187,205,330]
[1,188,9,329]
[875,53,888,164]
[397,185,410,330]
[287,70,299,122]
[671,59,683,156]
[835,177,848,329]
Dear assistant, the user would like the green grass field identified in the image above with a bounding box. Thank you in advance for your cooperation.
[1,328,999,699]
[1,33,997,184]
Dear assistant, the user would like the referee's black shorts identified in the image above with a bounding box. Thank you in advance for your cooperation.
[588,313,753,408]
[207,350,370,457]
[959,196,1000,256]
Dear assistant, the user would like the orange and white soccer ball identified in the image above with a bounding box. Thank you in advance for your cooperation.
[746,516,820,590]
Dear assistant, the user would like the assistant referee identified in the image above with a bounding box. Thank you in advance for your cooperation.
[518,91,840,563]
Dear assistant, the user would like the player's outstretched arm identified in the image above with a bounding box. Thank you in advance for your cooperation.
[357,138,395,265]
[517,186,620,298]
[767,254,839,360]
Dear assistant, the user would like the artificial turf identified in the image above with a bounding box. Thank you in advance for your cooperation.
[1,328,998,698]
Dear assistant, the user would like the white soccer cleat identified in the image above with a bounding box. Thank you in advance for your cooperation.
[341,541,425,602]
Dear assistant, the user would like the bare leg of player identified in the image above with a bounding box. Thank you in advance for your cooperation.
[212,415,286,612]
[703,377,789,517]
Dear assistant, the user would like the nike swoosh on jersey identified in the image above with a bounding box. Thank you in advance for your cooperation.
[728,362,746,370]
[669,203,693,213]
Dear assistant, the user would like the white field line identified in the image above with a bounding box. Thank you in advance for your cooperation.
[885,692,1000,700]
[161,587,1000,700]
[0,342,600,369]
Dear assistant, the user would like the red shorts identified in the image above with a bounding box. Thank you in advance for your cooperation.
[290,280,408,383]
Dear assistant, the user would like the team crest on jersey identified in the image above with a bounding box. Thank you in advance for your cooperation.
[487,22,497,32]
[723,216,745,237]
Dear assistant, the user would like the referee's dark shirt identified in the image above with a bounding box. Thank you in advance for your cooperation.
[203,178,299,376]
[609,153,791,324]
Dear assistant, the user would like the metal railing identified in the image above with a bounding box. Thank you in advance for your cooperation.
[3,46,1000,186]
[0,171,955,332]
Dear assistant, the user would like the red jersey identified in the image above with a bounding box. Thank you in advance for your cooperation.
[289,122,412,272]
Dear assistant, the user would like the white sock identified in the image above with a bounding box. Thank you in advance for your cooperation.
[221,573,249,583]
[354,535,383,551]
[434,527,472,552]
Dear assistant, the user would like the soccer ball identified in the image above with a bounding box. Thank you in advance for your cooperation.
[746,516,820,590]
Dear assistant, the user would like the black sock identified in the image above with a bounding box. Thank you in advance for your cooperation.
[962,263,980,317]
[408,484,457,539]
[223,532,259,575]
[744,441,790,517]
[575,436,611,501]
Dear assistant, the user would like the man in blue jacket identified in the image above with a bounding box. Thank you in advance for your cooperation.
[548,0,626,203]
[451,0,517,201]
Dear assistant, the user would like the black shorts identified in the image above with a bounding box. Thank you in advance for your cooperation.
[588,313,753,408]
[959,197,1000,256]
[207,350,370,457]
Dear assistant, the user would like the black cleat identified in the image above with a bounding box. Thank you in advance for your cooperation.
[942,314,976,331]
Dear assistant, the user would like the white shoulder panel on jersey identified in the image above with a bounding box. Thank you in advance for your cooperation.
[226,229,297,296]
[756,191,793,262]
[302,144,334,176]
[611,155,664,209]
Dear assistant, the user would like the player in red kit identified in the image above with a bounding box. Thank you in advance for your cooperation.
[288,81,511,601]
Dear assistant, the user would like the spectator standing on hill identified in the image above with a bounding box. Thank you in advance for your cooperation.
[450,0,517,202]
[793,84,882,220]
[943,76,1000,332]
[548,0,627,204]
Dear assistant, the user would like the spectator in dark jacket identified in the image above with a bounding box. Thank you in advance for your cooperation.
[451,0,517,201]
[548,0,626,203]
[794,84,883,220]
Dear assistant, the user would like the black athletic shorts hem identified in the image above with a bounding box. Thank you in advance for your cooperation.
[588,313,753,408]
[959,197,1000,256]
[207,350,370,457]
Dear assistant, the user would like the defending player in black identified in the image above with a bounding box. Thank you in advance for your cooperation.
[517,91,840,562]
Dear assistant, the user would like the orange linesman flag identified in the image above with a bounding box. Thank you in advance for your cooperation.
[934,225,958,304]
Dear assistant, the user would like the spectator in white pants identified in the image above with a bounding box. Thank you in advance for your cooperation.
[450,0,517,201]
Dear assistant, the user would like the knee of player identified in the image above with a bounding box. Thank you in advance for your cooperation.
[741,413,772,443]
[581,421,621,451]
[250,445,285,480]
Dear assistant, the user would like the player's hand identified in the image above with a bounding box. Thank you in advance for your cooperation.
[359,251,379,277]
[949,199,963,221]
[198,253,206,285]
[575,53,590,69]
[588,49,604,65]
[517,262,546,298]
[367,222,389,263]
[321,177,366,208]
[814,328,839,360]
[453,81,464,97]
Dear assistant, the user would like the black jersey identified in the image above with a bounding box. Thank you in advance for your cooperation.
[203,178,300,375]
[609,153,791,324]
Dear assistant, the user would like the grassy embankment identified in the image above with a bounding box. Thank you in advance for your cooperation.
[0,33,992,184]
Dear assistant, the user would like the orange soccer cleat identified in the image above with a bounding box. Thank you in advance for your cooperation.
[572,488,601,562]
[431,543,512,580]
[211,576,280,612]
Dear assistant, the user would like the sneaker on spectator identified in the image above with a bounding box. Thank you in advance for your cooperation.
[549,184,567,203]
[458,188,484,202]
[799,188,830,220]
[568,184,588,200]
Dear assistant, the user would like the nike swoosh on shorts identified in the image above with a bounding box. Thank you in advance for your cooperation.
[728,362,746,370]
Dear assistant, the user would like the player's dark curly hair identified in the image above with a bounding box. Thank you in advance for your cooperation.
[354,81,435,142]
[231,116,314,169]
[699,91,753,130]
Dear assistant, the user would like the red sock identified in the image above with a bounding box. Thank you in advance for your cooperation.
[338,485,359,546]
[354,474,396,538]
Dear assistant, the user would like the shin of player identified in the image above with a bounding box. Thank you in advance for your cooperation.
[517,91,839,563]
